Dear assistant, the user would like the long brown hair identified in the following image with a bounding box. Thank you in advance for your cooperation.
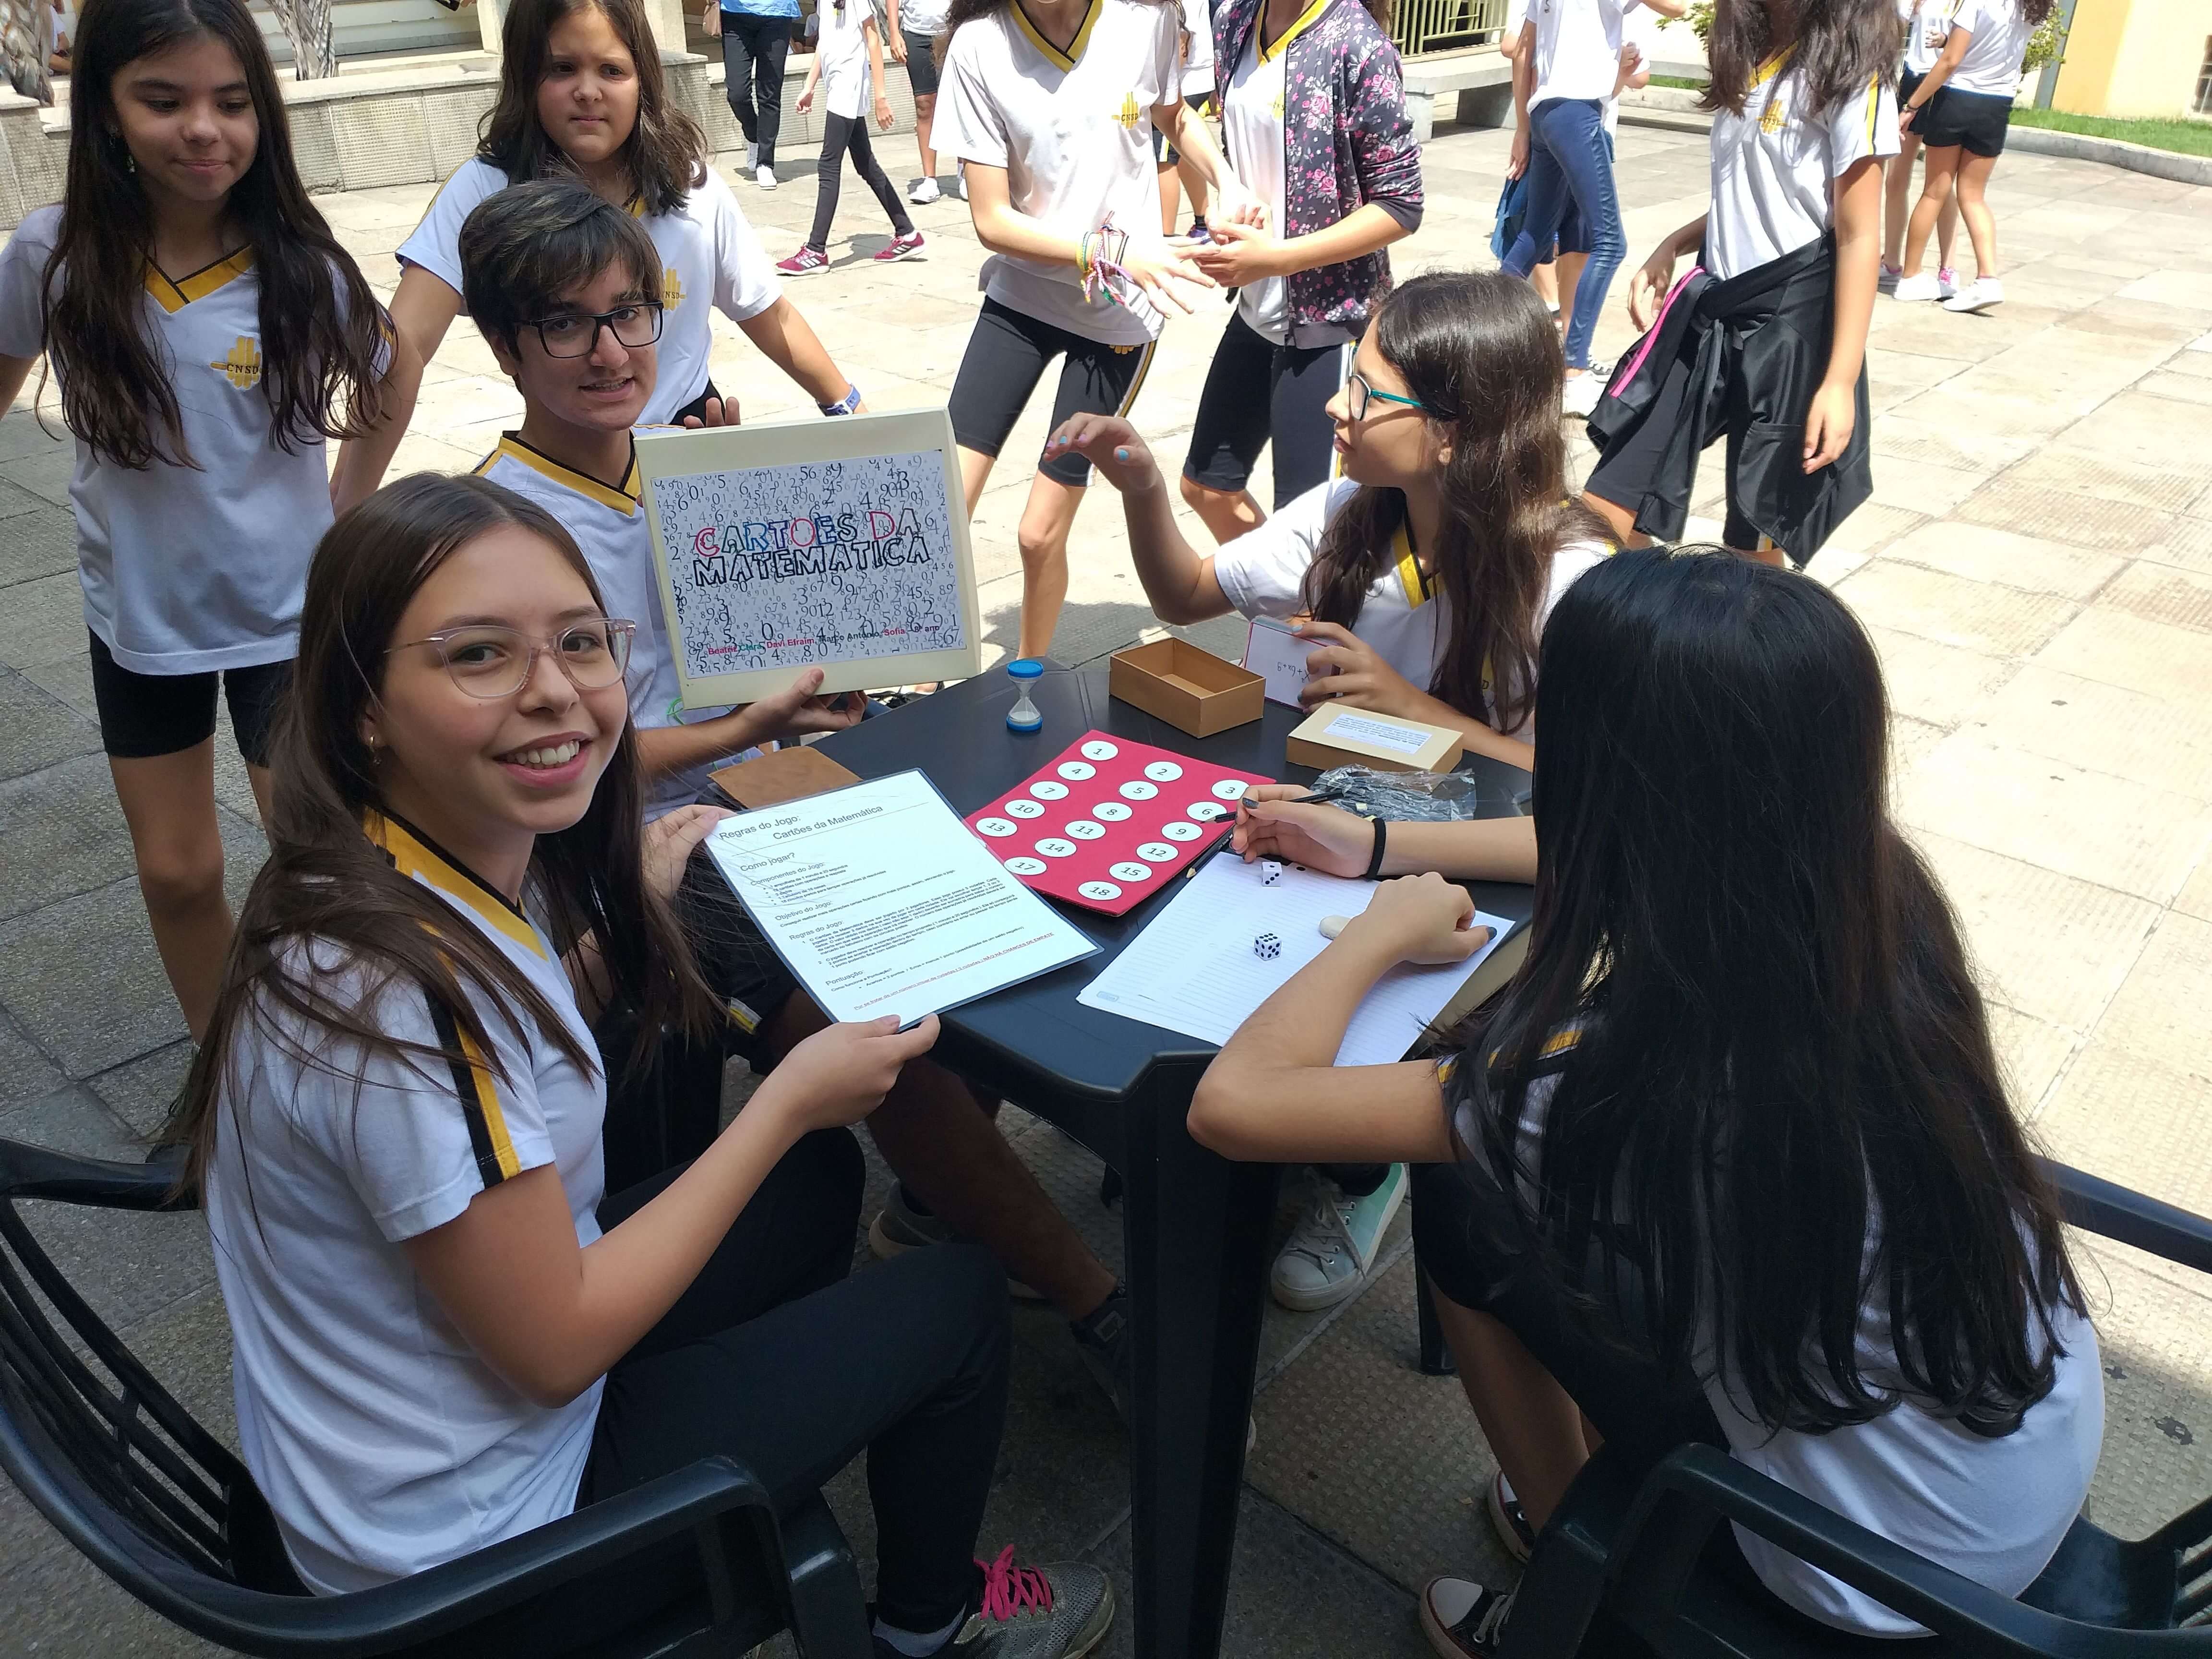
[39,0,390,470]
[1703,0,1901,121]
[479,0,708,216]
[1301,270,1606,737]
[169,473,715,1192]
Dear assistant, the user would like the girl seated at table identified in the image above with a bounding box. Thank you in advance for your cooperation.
[171,473,1112,1659]
[1049,268,1611,774]
[1208,547,2103,1658]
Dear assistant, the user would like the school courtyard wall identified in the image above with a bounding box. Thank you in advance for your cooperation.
[2053,0,2212,119]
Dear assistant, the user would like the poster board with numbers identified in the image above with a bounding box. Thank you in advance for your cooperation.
[634,410,982,706]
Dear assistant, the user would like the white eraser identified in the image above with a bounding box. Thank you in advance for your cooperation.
[1319,914,1351,940]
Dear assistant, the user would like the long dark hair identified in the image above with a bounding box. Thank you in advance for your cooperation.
[936,0,1175,66]
[479,0,708,216]
[42,0,390,470]
[1703,0,1900,121]
[1452,548,2082,1437]
[169,473,715,1192]
[1301,271,1606,738]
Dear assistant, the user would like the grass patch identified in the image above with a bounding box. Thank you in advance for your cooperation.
[2009,106,2212,157]
[1649,73,1709,90]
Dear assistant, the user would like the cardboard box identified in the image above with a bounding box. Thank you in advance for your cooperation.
[1108,639,1264,737]
[1285,705,1465,774]
[710,745,861,810]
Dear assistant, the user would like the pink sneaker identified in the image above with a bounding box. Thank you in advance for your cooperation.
[776,245,829,277]
[874,230,926,264]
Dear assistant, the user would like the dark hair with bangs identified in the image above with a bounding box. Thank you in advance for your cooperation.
[459,177,664,352]
[1703,0,1901,122]
[1300,270,1609,738]
[39,0,391,470]
[1449,547,2083,1440]
[167,472,716,1193]
[478,0,708,216]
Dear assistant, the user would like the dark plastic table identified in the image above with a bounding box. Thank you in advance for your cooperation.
[812,661,1533,1659]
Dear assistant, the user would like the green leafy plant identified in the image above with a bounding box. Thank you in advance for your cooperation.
[2020,9,2068,73]
[1658,0,1714,43]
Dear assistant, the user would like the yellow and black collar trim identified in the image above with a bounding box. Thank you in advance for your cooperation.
[477,433,642,517]
[1010,0,1101,72]
[1748,48,1794,89]
[1259,0,1331,63]
[365,809,546,960]
[1393,522,1432,609]
[144,248,254,315]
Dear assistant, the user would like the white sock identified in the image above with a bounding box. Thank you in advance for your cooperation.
[874,1607,966,1657]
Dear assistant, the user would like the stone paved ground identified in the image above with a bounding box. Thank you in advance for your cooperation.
[5,112,2212,1657]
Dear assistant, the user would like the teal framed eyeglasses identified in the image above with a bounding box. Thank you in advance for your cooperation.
[1346,370,1426,422]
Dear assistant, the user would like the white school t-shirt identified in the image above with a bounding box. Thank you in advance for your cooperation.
[936,0,1184,345]
[1221,0,1347,345]
[475,433,735,820]
[1505,0,1655,135]
[0,206,344,674]
[1454,1063,2103,1638]
[1519,0,1644,111]
[206,813,607,1595]
[815,0,874,119]
[902,0,950,36]
[1705,57,1897,280]
[1899,0,1959,78]
[1208,478,1607,735]
[1943,0,2031,96]
[1178,0,1215,95]
[398,159,780,424]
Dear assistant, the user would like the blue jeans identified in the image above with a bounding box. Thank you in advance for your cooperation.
[1502,97,1625,370]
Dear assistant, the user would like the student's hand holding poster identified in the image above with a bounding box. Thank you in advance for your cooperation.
[635,410,983,706]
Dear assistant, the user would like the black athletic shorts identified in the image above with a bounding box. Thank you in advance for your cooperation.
[1897,67,1925,109]
[1183,312,1354,509]
[668,377,725,426]
[948,296,1158,486]
[87,630,293,764]
[902,29,938,97]
[1919,86,2011,157]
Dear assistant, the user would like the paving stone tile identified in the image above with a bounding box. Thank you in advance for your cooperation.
[0,663,100,782]
[2116,270,2212,312]
[1964,662,2212,801]
[1887,712,1946,779]
[2073,1238,2212,1542]
[0,411,72,464]
[1868,413,2040,473]
[0,880,192,1079]
[2080,914,2212,1088]
[0,753,142,921]
[1950,480,2172,555]
[0,1526,226,1658]
[1864,454,1989,517]
[1895,730,2212,903]
[0,441,77,507]
[1984,1000,2079,1118]
[1905,830,2160,1031]
[1814,501,1922,564]
[2099,561,2212,635]
[87,1041,195,1141]
[2179,854,2212,922]
[2002,445,2208,514]
[2139,370,2212,409]
[1833,560,2078,659]
[0,1003,65,1109]
[1861,623,2018,729]
[1878,520,2122,600]
[0,503,75,588]
[2037,1045,2212,1226]
[2055,389,2212,460]
[0,571,93,671]
[2035,606,2212,702]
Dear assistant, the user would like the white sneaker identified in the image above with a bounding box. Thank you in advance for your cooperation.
[1269,1165,1407,1311]
[1936,264,1959,301]
[1890,271,1941,303]
[1943,276,2004,313]
[743,140,757,171]
[908,175,941,204]
[1878,261,1901,295]
[1561,372,1603,421]
[953,169,967,201]
[755,163,777,190]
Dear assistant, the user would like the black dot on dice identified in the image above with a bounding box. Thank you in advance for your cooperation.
[1253,932,1281,960]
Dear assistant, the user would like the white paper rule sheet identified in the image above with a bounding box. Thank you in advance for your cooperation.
[703,770,1097,1027]
[1078,854,1511,1064]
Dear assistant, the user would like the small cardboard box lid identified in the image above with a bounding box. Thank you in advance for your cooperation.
[1285,705,1463,773]
[711,745,862,810]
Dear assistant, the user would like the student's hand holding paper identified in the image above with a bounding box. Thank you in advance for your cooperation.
[755,1014,943,1133]
[1342,873,1491,966]
[1232,785,1374,877]
[1293,621,1422,717]
[643,804,733,901]
[746,666,867,740]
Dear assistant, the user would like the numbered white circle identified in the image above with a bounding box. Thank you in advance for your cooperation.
[1093,801,1134,822]
[1058,761,1096,781]
[1162,821,1203,842]
[1119,780,1160,801]
[1077,880,1123,902]
[1080,740,1119,761]
[1188,801,1229,822]
[1211,779,1253,801]
[1136,842,1178,863]
[1029,780,1070,801]
[975,817,1016,837]
[1035,837,1078,858]
[1006,798,1046,819]
[1003,856,1047,876]
[1143,760,1184,782]
[1065,819,1106,841]
[1110,861,1154,882]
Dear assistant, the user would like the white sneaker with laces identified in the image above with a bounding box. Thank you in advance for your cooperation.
[743,141,758,171]
[1936,264,1959,300]
[1943,275,2004,313]
[1561,372,1603,420]
[1878,261,1901,295]
[954,169,968,200]
[755,162,777,190]
[1269,1166,1407,1311]
[1890,271,1941,303]
[1420,1579,1517,1658]
[909,175,941,204]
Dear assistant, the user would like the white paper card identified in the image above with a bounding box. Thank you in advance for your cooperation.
[1242,615,1312,708]
[1320,709,1430,757]
[1077,854,1509,1065]
[704,770,1096,1028]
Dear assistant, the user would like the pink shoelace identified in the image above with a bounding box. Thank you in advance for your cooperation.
[976,1545,1054,1620]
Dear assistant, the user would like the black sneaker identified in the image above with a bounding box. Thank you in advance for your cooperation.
[1419,1579,1516,1657]
[877,1549,1115,1659]
[1485,1471,1536,1563]
[1068,1285,1132,1420]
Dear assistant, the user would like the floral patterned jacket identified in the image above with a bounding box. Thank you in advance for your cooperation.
[1213,0,1424,345]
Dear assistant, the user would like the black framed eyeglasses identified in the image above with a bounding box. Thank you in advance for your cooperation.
[1346,370,1427,423]
[528,303,665,359]
[388,619,637,698]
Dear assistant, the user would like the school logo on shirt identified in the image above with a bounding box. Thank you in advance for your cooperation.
[663,266,686,310]
[1115,93,1142,132]
[210,336,263,390]
[1761,96,1786,133]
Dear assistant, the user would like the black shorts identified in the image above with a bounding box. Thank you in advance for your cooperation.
[948,296,1158,486]
[1183,312,1354,509]
[902,29,938,97]
[668,377,723,426]
[1919,86,2011,157]
[87,630,292,764]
